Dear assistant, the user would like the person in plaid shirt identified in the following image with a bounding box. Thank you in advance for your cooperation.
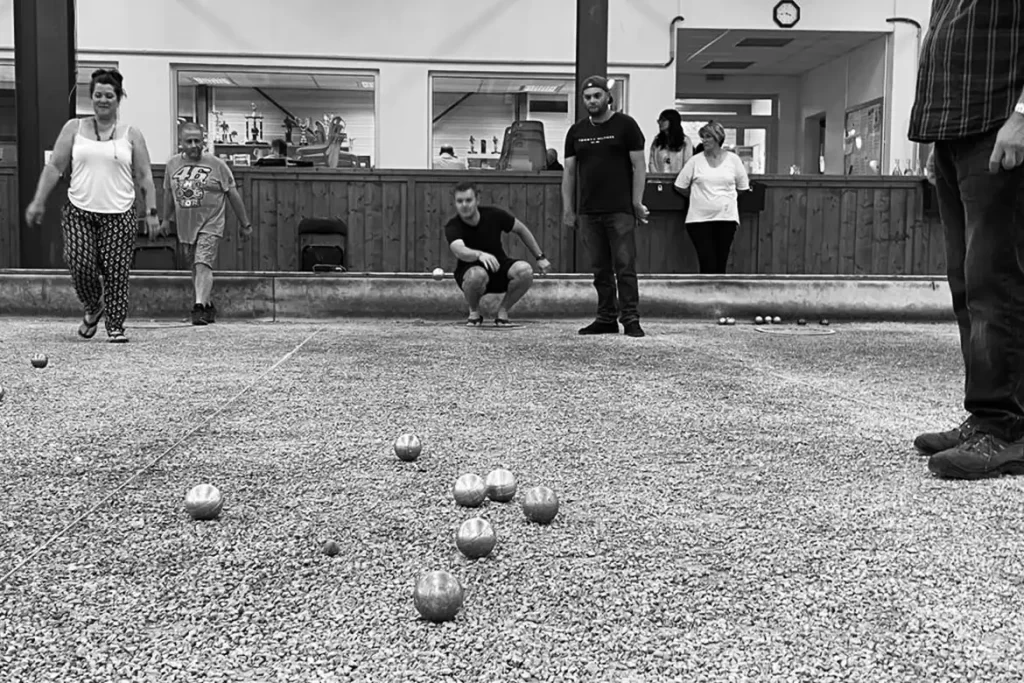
[909,0,1024,479]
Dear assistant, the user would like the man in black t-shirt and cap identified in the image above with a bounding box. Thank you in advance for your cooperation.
[444,181,552,326]
[562,75,649,337]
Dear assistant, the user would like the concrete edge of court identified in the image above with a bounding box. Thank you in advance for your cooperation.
[0,270,955,321]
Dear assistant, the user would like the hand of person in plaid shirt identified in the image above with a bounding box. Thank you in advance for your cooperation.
[989,110,1024,173]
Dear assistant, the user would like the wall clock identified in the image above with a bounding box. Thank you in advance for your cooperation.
[773,0,801,28]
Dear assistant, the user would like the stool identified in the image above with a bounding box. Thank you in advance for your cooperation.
[298,218,348,271]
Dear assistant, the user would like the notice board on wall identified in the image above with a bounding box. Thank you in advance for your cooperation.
[843,98,884,176]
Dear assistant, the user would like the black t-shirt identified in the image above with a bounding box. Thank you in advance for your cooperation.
[444,206,515,270]
[564,112,645,215]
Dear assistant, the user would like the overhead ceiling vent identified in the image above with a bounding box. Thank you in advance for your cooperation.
[703,61,754,70]
[736,37,793,48]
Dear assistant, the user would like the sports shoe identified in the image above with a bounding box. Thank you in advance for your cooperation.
[191,304,207,326]
[623,321,646,338]
[927,431,1024,480]
[578,320,618,335]
[204,303,217,324]
[913,417,975,455]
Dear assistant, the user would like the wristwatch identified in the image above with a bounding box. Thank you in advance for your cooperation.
[148,207,158,217]
[1016,102,1024,116]
[536,252,546,260]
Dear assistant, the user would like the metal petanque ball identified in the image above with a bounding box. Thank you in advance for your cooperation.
[453,473,487,507]
[432,267,445,281]
[184,483,224,521]
[321,540,341,557]
[31,354,48,369]
[485,468,517,502]
[394,434,422,462]
[522,486,559,524]
[455,517,496,559]
[413,570,464,622]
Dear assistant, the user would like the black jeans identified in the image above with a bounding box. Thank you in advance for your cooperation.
[686,221,738,273]
[579,212,640,324]
[933,128,1024,441]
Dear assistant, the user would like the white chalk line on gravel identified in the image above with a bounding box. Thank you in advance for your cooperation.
[0,326,326,588]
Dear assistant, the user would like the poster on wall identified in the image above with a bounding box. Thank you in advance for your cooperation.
[843,98,883,176]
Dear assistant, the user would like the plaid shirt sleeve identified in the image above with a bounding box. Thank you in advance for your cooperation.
[908,0,1024,142]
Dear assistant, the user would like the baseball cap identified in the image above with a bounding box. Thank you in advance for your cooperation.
[580,75,612,93]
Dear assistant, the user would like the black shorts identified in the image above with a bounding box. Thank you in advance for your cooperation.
[455,259,523,294]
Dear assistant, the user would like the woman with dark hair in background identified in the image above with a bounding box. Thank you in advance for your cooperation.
[24,68,159,343]
[648,108,693,174]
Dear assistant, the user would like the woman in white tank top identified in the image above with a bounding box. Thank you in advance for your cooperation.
[24,68,160,343]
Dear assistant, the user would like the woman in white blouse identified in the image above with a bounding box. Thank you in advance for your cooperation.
[673,121,749,273]
[648,109,693,174]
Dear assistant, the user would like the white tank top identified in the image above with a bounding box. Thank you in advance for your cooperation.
[68,120,136,214]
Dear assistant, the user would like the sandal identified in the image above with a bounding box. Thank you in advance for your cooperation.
[495,317,512,327]
[77,308,104,339]
[107,330,129,344]
[466,315,484,327]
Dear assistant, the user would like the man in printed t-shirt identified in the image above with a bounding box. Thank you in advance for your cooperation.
[161,123,253,325]
[562,75,649,338]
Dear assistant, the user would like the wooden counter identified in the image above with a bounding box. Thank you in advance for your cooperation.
[0,167,945,275]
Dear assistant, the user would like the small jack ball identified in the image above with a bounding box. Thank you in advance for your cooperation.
[718,317,727,325]
[432,268,444,281]
[820,319,831,326]
[31,354,48,369]
[321,540,341,557]
[394,434,422,461]
[797,318,807,326]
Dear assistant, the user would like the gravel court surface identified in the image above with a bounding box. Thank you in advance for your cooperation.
[2,318,1024,682]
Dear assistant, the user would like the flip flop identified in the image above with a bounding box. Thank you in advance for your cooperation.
[466,315,484,327]
[78,308,104,339]
[495,317,513,327]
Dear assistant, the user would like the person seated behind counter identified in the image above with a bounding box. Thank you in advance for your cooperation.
[545,149,564,171]
[254,138,289,167]
[433,145,467,170]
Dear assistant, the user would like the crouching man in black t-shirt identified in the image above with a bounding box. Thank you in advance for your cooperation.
[444,182,552,326]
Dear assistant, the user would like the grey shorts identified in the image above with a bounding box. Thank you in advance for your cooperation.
[178,233,220,269]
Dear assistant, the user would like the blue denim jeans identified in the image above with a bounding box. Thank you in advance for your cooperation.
[933,128,1024,441]
[578,212,640,325]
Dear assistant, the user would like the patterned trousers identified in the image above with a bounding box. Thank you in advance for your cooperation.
[61,203,137,334]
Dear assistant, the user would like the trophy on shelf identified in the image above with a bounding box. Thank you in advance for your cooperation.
[293,114,351,168]
[469,135,477,154]
[245,103,264,143]
[492,135,500,154]
[210,109,225,143]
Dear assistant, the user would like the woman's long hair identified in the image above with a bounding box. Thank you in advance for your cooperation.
[653,109,686,152]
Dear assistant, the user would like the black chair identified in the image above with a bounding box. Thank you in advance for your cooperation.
[132,218,179,270]
[298,218,348,271]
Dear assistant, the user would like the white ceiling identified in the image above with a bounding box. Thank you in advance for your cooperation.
[676,29,887,75]
[177,71,376,90]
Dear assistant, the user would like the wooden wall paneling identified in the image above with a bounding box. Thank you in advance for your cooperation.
[381,180,404,272]
[362,180,385,271]
[787,186,808,274]
[839,189,858,274]
[819,188,842,275]
[802,187,825,274]
[0,171,17,267]
[768,186,792,274]
[255,179,279,271]
[346,181,367,271]
[870,187,891,274]
[888,187,908,275]
[853,188,875,273]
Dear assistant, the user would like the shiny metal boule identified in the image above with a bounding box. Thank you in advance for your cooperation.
[453,473,487,507]
[184,483,224,521]
[485,468,517,502]
[455,517,496,559]
[394,434,422,461]
[413,570,464,622]
[522,486,559,524]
